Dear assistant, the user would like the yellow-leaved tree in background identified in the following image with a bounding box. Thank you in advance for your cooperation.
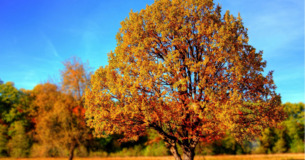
[32,57,91,160]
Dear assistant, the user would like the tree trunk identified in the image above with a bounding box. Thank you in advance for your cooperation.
[68,143,76,160]
[166,143,196,160]
[165,141,182,160]
[182,146,195,160]
[170,145,182,160]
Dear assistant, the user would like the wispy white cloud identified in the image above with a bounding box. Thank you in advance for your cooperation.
[40,32,61,58]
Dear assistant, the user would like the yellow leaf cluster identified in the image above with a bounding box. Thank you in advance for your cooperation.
[85,0,284,147]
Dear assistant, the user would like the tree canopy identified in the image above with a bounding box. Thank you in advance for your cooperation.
[86,0,284,159]
[61,57,91,106]
[32,58,92,160]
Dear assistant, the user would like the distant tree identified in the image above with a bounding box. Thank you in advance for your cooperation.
[31,82,89,159]
[85,0,285,160]
[0,82,20,122]
[0,124,7,157]
[60,57,92,160]
[272,129,288,153]
[7,121,30,157]
[0,82,33,157]
[31,83,63,156]
[210,133,248,155]
[253,102,304,154]
[254,128,277,154]
[32,57,91,160]
[282,102,304,153]
[61,57,91,106]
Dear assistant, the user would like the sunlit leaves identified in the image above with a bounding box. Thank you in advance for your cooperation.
[86,0,284,158]
[32,58,92,158]
[61,57,92,106]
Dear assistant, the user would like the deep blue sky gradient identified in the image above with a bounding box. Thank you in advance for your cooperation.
[0,0,303,103]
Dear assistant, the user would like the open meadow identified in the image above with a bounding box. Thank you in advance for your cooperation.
[0,154,304,160]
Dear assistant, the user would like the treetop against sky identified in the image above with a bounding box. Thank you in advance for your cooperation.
[0,0,303,103]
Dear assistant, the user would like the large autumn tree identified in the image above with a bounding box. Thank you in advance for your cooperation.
[85,0,285,160]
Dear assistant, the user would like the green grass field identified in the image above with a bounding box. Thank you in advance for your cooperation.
[0,154,304,160]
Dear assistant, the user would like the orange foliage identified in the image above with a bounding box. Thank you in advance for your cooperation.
[72,106,86,117]
[85,0,285,160]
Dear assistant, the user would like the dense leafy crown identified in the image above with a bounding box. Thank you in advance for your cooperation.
[85,0,284,144]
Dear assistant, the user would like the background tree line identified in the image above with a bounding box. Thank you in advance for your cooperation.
[0,57,303,158]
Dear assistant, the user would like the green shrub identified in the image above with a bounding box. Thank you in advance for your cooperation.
[7,121,30,157]
[0,124,8,157]
[142,141,169,156]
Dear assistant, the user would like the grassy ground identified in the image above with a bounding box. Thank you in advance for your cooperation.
[196,153,305,160]
[0,154,304,160]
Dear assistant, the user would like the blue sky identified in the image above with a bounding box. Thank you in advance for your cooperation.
[0,0,303,103]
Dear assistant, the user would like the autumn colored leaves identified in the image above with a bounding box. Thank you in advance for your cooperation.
[85,0,284,160]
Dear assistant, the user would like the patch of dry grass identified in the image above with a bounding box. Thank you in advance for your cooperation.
[0,154,303,160]
[196,153,305,160]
